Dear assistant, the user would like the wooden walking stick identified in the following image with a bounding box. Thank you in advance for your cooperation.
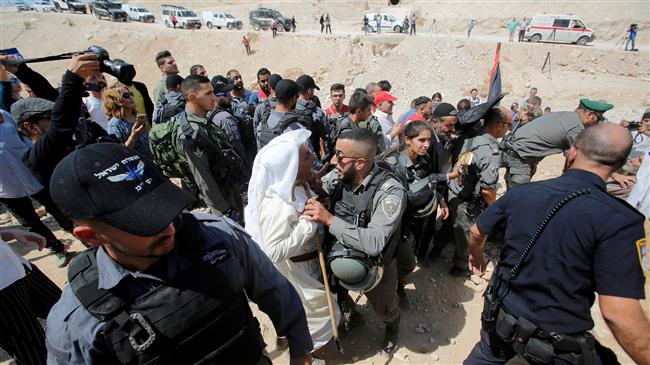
[298,182,342,351]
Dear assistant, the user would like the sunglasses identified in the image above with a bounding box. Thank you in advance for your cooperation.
[122,92,134,99]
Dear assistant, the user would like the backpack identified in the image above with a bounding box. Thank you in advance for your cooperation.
[149,112,241,184]
[152,97,185,125]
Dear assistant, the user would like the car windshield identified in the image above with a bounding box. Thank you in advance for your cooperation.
[271,11,282,18]
[180,10,196,17]
[226,13,234,18]
[138,8,147,12]
[106,2,121,9]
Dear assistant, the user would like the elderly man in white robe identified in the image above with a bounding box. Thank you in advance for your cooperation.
[245,129,340,360]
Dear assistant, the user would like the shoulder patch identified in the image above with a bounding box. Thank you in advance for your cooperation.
[382,194,402,223]
[637,238,648,277]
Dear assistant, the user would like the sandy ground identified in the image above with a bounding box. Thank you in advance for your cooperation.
[1,1,649,364]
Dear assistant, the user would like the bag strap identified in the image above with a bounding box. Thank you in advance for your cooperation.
[508,188,591,282]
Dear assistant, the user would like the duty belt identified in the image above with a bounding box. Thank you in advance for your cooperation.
[494,307,596,365]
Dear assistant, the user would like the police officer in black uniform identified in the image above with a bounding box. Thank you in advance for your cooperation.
[464,123,650,364]
[46,143,313,365]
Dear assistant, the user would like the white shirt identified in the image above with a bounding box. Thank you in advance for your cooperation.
[627,151,650,218]
[0,236,30,290]
[82,95,109,131]
[374,110,396,148]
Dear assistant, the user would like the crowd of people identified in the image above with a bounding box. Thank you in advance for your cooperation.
[0,49,649,365]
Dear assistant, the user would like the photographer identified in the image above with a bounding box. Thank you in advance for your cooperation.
[625,23,638,51]
[620,111,650,155]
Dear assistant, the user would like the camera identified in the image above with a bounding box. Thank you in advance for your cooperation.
[627,120,640,130]
[0,45,135,83]
[83,46,135,82]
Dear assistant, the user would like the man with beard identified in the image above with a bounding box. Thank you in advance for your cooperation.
[296,75,329,158]
[153,50,179,105]
[208,75,252,182]
[249,68,272,106]
[303,128,406,358]
[226,69,256,162]
[253,74,282,140]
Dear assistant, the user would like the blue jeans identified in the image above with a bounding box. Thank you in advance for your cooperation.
[625,36,636,50]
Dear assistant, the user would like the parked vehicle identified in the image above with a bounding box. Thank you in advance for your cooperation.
[122,4,155,22]
[92,1,128,21]
[161,5,201,29]
[364,13,402,33]
[32,0,56,12]
[525,14,595,46]
[249,8,291,32]
[202,11,243,30]
[52,0,86,13]
[14,0,33,11]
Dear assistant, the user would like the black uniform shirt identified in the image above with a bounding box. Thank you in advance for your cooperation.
[476,169,646,333]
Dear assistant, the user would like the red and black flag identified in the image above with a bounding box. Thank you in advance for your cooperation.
[487,42,502,102]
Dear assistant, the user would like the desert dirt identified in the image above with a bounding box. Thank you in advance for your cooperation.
[1,0,649,364]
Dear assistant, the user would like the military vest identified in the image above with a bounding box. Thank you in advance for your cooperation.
[67,214,265,365]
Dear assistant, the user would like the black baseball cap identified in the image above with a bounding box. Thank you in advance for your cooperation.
[269,73,283,90]
[211,75,234,96]
[49,143,195,236]
[432,103,458,118]
[275,79,303,99]
[296,74,320,91]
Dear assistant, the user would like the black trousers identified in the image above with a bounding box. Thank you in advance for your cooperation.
[0,265,62,365]
[0,189,72,252]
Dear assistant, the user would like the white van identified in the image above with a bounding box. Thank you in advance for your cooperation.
[364,13,403,33]
[525,14,595,46]
[202,11,243,30]
[122,5,155,22]
[161,5,202,29]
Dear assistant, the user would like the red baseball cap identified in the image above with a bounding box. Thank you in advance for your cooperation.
[374,91,397,105]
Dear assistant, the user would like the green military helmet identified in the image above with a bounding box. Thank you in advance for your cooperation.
[327,243,384,292]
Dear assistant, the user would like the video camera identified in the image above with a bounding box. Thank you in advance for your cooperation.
[0,46,135,83]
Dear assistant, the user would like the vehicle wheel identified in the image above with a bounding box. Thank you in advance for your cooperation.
[82,9,86,14]
[237,24,242,30]
[393,25,401,33]
[576,36,589,46]
[227,23,233,30]
[164,20,170,27]
[253,23,260,31]
[197,25,201,29]
[368,26,375,33]
[206,22,213,29]
[95,12,100,19]
[55,4,61,12]
[276,24,283,32]
[530,33,542,43]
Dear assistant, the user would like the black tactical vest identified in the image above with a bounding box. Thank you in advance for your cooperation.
[67,214,265,365]
[257,111,301,149]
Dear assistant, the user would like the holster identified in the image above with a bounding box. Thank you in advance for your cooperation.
[481,274,502,333]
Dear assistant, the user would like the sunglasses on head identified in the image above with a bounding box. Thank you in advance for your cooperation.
[9,77,20,85]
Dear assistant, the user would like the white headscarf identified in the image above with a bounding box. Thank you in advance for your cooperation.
[244,129,312,244]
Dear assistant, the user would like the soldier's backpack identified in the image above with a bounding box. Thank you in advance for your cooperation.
[149,112,241,184]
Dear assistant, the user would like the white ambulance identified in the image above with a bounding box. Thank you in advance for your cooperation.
[525,14,595,46]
